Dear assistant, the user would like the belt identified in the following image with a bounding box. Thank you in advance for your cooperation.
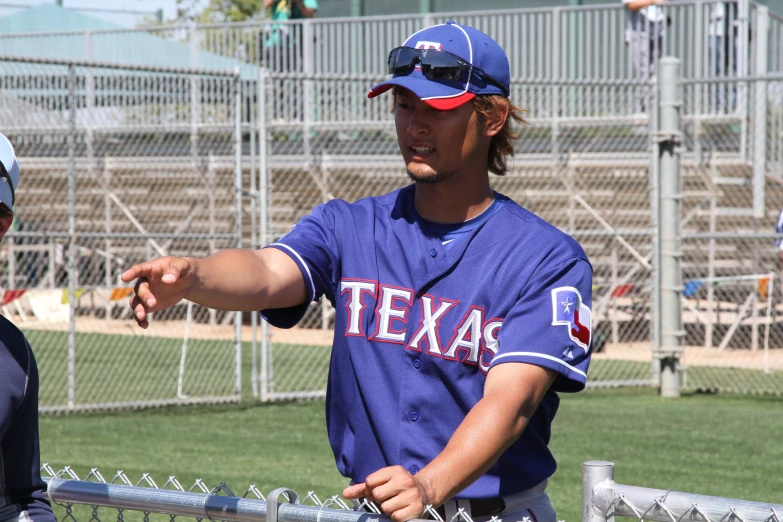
[433,497,506,519]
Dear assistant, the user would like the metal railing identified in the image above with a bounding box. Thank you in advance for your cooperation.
[582,461,783,522]
[41,465,437,522]
[0,2,774,77]
[40,462,783,522]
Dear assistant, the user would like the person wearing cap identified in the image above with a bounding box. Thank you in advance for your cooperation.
[0,134,56,522]
[122,22,592,522]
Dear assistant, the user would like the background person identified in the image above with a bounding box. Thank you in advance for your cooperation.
[0,133,56,522]
[623,0,669,114]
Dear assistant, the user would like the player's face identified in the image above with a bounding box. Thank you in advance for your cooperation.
[394,89,488,184]
[0,205,13,242]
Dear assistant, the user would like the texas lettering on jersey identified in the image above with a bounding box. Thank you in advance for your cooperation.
[341,278,504,374]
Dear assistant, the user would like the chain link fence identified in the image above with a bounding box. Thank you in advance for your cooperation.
[40,464,469,522]
[583,461,783,522]
[673,73,783,394]
[37,462,783,522]
[0,55,245,411]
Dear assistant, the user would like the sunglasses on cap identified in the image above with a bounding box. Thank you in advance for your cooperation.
[387,46,509,96]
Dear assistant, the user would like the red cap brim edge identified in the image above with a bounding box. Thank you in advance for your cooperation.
[367,85,475,110]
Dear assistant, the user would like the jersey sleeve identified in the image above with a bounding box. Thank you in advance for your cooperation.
[261,202,339,329]
[490,257,593,392]
[304,0,318,9]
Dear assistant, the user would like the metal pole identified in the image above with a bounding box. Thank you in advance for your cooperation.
[233,68,243,397]
[67,64,77,411]
[752,5,769,219]
[705,156,717,350]
[658,57,683,398]
[258,67,270,402]
[45,478,418,522]
[103,157,112,323]
[738,0,749,162]
[190,24,200,159]
[250,73,259,399]
[590,481,783,522]
[582,461,614,522]
[551,9,561,164]
[649,70,661,382]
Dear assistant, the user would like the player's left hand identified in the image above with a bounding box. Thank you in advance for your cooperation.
[343,466,433,522]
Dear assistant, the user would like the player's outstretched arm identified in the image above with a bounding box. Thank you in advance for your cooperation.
[343,363,557,522]
[121,248,307,328]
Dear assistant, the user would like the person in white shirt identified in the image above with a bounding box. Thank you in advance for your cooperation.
[623,0,669,113]
[708,1,740,110]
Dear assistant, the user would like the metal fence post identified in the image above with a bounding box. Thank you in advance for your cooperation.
[67,63,77,411]
[250,72,259,399]
[649,71,661,381]
[258,66,270,402]
[233,67,243,397]
[657,57,683,398]
[738,0,750,162]
[753,5,769,219]
[582,461,614,522]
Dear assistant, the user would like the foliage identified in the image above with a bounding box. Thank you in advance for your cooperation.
[175,0,266,23]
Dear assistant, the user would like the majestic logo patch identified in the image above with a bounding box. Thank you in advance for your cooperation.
[415,41,443,50]
[551,287,592,352]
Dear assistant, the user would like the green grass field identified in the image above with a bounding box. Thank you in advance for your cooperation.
[40,388,783,522]
[27,326,783,410]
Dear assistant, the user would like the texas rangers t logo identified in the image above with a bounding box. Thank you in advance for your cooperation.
[415,41,443,50]
[551,287,592,352]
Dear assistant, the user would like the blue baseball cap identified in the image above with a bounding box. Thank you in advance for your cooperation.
[368,21,510,110]
[0,133,19,211]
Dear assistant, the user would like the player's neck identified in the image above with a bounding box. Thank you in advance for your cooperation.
[413,174,494,224]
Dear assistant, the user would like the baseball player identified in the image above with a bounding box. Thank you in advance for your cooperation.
[0,133,56,522]
[122,22,592,522]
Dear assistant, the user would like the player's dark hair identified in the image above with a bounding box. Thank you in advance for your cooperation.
[472,95,528,176]
[0,203,12,219]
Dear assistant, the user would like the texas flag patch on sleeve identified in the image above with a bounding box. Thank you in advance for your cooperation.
[551,286,592,352]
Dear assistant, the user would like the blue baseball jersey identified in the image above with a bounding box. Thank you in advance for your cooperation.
[262,185,593,498]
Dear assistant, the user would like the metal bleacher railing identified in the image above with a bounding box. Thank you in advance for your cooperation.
[0,1,782,410]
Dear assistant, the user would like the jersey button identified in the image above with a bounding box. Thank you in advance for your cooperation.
[413,359,421,369]
[410,411,419,422]
[409,465,419,474]
[429,248,437,257]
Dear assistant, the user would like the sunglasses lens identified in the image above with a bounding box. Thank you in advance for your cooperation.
[387,47,471,83]
[418,51,468,82]
[420,63,464,81]
[389,47,418,75]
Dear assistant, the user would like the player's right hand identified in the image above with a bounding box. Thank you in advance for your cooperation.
[121,256,198,329]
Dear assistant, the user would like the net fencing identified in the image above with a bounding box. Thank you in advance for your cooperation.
[0,56,244,411]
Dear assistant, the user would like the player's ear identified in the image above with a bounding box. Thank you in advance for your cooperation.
[482,99,509,138]
[0,212,13,240]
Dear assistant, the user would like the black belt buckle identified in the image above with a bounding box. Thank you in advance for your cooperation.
[434,497,506,519]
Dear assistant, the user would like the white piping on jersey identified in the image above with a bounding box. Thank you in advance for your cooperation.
[402,22,474,102]
[490,351,587,378]
[270,243,316,300]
